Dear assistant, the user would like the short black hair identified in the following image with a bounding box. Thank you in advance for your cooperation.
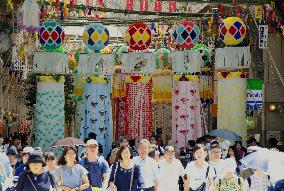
[188,140,196,147]
[247,137,257,145]
[268,137,278,147]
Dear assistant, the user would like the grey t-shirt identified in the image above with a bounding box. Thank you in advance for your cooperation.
[55,164,88,188]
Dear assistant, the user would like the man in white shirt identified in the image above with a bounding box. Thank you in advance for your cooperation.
[158,146,184,191]
[133,139,159,191]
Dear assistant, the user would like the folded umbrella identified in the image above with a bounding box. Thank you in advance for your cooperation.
[50,137,85,148]
[207,129,242,141]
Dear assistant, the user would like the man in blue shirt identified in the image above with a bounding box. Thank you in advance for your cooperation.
[80,139,110,191]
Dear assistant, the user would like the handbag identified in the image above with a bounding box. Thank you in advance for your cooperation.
[27,172,56,191]
[189,166,210,191]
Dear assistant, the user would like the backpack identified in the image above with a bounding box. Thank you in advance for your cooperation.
[247,175,273,191]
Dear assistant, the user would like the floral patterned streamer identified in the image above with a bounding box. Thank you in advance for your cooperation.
[79,76,113,156]
[217,72,247,140]
[172,75,202,148]
[125,76,152,140]
[32,76,65,154]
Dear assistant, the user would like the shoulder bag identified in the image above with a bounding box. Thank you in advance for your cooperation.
[189,166,210,191]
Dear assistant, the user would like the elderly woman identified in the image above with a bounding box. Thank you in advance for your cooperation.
[215,158,244,191]
[15,152,56,191]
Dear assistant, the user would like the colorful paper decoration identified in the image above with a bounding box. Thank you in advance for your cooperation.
[82,23,109,51]
[219,17,246,45]
[199,69,214,103]
[258,25,268,49]
[33,76,65,154]
[77,53,114,75]
[38,22,65,50]
[124,22,152,50]
[172,21,200,49]
[121,52,156,74]
[247,79,263,110]
[172,50,202,73]
[114,45,129,65]
[152,70,173,101]
[215,47,251,69]
[217,72,247,140]
[0,33,11,53]
[125,76,152,140]
[20,0,40,32]
[154,47,172,70]
[79,76,113,156]
[192,44,211,67]
[172,75,202,148]
[33,52,69,74]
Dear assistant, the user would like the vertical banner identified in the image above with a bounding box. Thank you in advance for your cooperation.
[33,76,65,154]
[217,72,247,140]
[125,76,152,140]
[259,25,268,49]
[254,5,263,19]
[139,0,148,12]
[80,76,113,157]
[126,0,134,11]
[172,75,202,148]
[168,1,177,12]
[154,0,162,12]
[247,79,263,110]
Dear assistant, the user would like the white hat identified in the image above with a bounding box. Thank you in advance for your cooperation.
[87,139,99,146]
[23,147,35,154]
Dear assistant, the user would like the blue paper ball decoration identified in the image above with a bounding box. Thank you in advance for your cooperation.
[172,21,200,49]
[83,23,109,51]
[38,22,65,50]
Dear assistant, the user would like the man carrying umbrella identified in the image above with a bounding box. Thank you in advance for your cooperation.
[79,139,110,191]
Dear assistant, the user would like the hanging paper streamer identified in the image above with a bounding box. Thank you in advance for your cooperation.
[201,104,209,135]
[247,79,263,110]
[77,53,114,75]
[172,75,202,148]
[0,33,11,53]
[20,0,40,32]
[121,52,156,74]
[152,70,173,143]
[199,69,214,104]
[172,50,202,73]
[154,47,172,70]
[114,45,129,66]
[217,72,247,140]
[215,47,251,69]
[192,44,211,67]
[33,52,69,74]
[125,76,152,140]
[79,76,113,156]
[254,5,263,19]
[33,76,65,153]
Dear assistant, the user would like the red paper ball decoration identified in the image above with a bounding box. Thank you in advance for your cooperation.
[124,23,152,51]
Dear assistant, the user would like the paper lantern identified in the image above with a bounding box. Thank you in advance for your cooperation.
[172,21,200,49]
[83,23,109,51]
[114,45,129,65]
[219,17,246,45]
[38,22,65,50]
[192,44,211,67]
[124,22,151,50]
[154,47,172,69]
[0,32,11,53]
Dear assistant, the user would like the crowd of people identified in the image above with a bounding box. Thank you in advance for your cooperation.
[0,133,284,191]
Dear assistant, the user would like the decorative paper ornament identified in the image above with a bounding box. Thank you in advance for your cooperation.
[0,33,11,53]
[38,22,65,50]
[124,22,152,50]
[192,44,211,67]
[82,23,109,51]
[219,17,247,45]
[154,47,172,69]
[172,21,200,49]
[20,0,40,32]
[114,45,129,65]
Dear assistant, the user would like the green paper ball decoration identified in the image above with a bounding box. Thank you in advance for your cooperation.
[38,22,65,50]
[192,44,211,67]
[154,47,172,70]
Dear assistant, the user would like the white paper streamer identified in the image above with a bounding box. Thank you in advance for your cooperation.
[172,50,202,73]
[215,47,251,69]
[33,52,69,74]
